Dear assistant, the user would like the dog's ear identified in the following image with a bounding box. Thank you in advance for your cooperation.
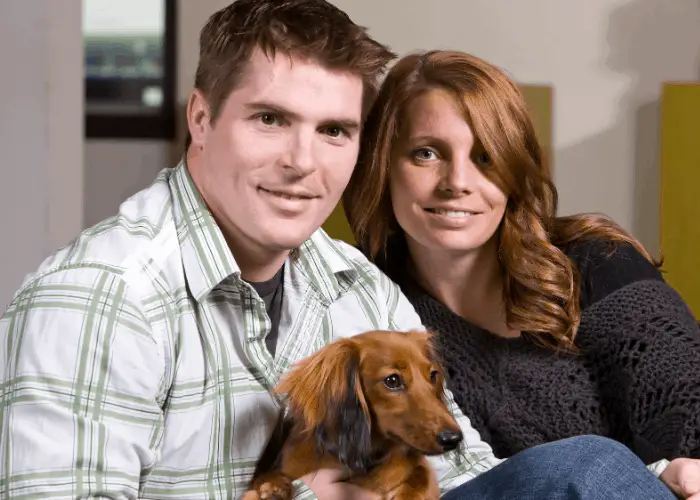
[275,339,373,472]
[407,328,441,363]
[408,329,448,401]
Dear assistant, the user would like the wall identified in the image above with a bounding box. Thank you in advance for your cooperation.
[2,0,695,307]
[0,0,84,308]
[339,0,700,258]
[84,0,700,261]
[660,84,700,317]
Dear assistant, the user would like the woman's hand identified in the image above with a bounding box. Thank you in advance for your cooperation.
[300,468,381,500]
[660,458,700,499]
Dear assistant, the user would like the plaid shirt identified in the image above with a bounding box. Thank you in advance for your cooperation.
[0,160,502,499]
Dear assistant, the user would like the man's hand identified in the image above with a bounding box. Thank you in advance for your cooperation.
[660,458,700,499]
[300,469,381,500]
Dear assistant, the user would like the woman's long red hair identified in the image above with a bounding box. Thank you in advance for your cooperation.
[343,50,659,351]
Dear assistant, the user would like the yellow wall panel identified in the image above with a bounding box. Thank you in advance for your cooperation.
[660,83,700,318]
[322,84,554,245]
[520,84,553,163]
[323,199,356,245]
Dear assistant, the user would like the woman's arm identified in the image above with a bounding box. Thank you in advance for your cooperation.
[574,240,700,462]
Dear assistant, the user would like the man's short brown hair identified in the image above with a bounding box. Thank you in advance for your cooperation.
[185,0,396,150]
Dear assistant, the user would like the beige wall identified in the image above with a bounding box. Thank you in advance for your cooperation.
[0,0,83,308]
[4,0,700,306]
[86,0,700,258]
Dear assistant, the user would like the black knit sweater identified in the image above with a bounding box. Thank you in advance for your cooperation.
[388,239,700,464]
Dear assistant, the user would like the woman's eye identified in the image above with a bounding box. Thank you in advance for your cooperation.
[413,148,437,161]
[475,151,491,166]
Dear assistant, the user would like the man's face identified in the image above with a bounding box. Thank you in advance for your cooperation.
[187,48,363,265]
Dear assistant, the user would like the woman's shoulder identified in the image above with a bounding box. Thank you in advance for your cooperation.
[560,238,664,310]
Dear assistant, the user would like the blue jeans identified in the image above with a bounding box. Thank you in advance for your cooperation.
[441,435,675,500]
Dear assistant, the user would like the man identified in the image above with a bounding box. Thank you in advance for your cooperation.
[0,1,496,498]
[0,1,694,499]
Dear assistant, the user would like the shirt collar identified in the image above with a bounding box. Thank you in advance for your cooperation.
[169,158,359,303]
[293,228,360,303]
[169,158,240,302]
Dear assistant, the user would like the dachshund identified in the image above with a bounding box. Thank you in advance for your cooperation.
[242,329,464,500]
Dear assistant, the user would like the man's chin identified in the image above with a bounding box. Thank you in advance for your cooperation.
[262,228,317,253]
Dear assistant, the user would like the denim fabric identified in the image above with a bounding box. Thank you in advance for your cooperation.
[441,435,676,500]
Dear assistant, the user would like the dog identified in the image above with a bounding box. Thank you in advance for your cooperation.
[242,329,464,500]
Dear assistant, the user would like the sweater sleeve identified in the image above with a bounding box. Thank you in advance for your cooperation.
[573,241,700,463]
[565,239,664,309]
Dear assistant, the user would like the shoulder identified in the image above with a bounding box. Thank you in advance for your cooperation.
[562,238,663,309]
[306,231,423,331]
[0,265,157,368]
[329,237,411,303]
[305,230,387,284]
[13,170,177,305]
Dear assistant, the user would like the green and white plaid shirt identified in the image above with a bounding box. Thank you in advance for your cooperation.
[0,160,502,499]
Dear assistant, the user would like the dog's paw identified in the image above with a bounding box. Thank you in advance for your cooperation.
[241,491,261,500]
[386,486,440,500]
[388,493,436,500]
[250,476,293,500]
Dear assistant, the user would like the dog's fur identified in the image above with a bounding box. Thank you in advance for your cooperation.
[242,329,464,500]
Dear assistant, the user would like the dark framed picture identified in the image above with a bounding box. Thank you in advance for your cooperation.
[83,0,177,139]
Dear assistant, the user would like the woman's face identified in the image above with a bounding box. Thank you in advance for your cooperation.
[390,89,507,257]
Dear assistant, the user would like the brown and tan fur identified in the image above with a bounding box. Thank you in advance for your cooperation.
[242,329,464,500]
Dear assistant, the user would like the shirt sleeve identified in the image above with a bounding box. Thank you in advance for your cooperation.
[0,266,165,499]
[647,459,670,477]
[379,273,505,492]
[291,480,318,499]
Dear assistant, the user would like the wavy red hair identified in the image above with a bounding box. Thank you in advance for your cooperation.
[343,50,659,351]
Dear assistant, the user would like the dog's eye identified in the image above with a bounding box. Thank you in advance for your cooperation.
[383,374,404,391]
[430,370,439,383]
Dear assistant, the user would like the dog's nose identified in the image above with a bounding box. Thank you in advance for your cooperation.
[437,430,463,451]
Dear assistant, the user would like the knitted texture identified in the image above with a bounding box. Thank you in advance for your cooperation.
[399,241,700,463]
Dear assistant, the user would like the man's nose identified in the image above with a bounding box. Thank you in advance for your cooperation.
[286,129,317,176]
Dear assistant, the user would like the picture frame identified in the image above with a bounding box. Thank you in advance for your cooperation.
[83,0,177,139]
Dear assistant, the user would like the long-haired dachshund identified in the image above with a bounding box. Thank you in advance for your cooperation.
[242,329,464,500]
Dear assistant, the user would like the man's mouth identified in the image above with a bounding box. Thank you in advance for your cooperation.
[259,187,315,201]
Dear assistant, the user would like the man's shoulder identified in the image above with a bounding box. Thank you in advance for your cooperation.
[306,231,415,304]
[328,238,406,295]
[329,237,373,267]
[15,169,179,298]
[306,231,385,283]
[312,233,424,333]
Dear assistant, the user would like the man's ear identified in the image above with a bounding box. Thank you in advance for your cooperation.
[186,89,211,149]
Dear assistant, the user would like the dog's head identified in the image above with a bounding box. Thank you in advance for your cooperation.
[274,329,463,474]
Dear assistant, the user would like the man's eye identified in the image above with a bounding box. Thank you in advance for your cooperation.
[259,114,281,126]
[324,126,345,138]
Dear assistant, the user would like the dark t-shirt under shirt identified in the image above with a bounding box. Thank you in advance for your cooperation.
[245,265,284,359]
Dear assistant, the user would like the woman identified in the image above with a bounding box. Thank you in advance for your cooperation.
[344,50,700,498]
